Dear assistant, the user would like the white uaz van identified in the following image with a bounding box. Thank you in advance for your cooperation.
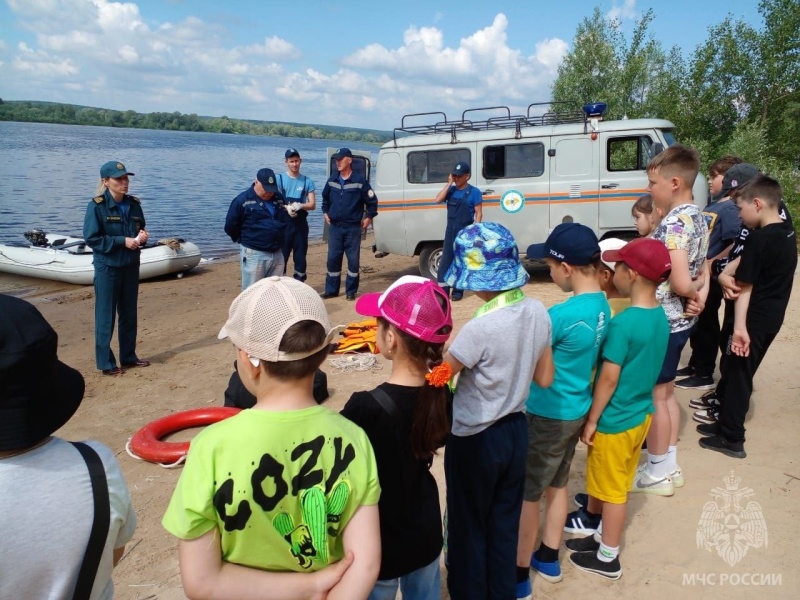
[372,102,708,278]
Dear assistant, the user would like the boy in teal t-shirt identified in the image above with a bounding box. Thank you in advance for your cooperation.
[566,238,671,580]
[518,223,610,587]
[163,277,381,599]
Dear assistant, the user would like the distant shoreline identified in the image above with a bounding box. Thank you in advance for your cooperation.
[0,99,392,144]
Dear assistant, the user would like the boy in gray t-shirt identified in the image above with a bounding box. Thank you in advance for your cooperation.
[442,222,553,600]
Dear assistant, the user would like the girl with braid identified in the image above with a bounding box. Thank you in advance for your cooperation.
[342,275,454,600]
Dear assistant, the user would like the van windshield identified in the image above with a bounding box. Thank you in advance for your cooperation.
[663,130,677,146]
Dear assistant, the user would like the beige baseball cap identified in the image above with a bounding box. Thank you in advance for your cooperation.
[219,276,341,361]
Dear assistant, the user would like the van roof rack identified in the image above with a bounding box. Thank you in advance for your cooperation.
[392,101,585,145]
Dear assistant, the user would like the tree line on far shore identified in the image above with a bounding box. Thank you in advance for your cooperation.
[0,99,391,144]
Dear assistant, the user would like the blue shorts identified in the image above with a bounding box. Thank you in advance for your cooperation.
[656,326,694,384]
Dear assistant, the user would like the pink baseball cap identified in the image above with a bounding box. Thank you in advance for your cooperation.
[355,275,453,343]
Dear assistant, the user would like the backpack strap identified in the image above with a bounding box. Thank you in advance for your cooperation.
[369,387,400,420]
[71,442,111,600]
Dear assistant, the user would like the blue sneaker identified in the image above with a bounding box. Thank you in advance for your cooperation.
[530,554,563,583]
[564,507,601,534]
[515,577,532,600]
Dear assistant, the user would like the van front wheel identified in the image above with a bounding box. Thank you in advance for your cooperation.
[418,244,443,280]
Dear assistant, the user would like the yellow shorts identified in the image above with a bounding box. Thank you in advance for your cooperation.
[586,414,652,504]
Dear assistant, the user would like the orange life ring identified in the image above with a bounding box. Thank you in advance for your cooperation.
[129,407,241,464]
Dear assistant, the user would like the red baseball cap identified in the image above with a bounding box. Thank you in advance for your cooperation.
[602,237,671,283]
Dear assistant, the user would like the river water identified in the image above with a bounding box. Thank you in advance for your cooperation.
[0,121,378,258]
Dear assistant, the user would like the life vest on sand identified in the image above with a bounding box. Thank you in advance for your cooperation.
[334,318,379,354]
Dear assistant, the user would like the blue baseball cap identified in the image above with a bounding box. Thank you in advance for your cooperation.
[526,223,600,266]
[444,222,529,292]
[285,148,300,159]
[332,147,353,160]
[256,168,279,193]
[451,162,471,176]
[100,161,134,178]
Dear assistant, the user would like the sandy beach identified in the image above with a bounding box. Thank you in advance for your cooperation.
[3,234,798,600]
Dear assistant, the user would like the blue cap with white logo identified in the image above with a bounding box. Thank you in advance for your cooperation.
[526,223,600,266]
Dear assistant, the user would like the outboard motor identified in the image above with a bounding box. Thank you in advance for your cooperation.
[24,229,49,247]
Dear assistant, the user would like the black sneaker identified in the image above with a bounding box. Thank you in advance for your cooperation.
[565,535,600,553]
[320,292,338,299]
[569,550,622,580]
[698,434,747,459]
[675,365,694,378]
[675,374,715,390]
[696,422,720,436]
[688,390,720,410]
[564,507,601,534]
[692,407,719,424]
[346,294,356,301]
[573,492,588,509]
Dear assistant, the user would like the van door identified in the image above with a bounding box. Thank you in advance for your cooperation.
[548,135,600,234]
[597,132,652,234]
[374,149,406,253]
[474,138,550,250]
[322,148,373,242]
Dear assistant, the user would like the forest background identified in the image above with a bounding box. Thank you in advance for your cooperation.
[1,0,797,212]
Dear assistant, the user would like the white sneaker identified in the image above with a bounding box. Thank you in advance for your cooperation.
[630,467,674,496]
[670,466,685,488]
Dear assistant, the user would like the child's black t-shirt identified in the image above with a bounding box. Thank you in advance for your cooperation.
[341,383,449,580]
[715,200,794,275]
[735,222,798,332]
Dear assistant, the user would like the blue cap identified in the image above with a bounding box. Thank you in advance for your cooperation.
[332,147,353,160]
[100,161,134,178]
[444,222,529,292]
[526,223,600,266]
[256,168,279,193]
[451,162,471,176]
[285,148,300,159]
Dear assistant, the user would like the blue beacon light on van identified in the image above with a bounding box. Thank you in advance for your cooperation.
[583,102,608,118]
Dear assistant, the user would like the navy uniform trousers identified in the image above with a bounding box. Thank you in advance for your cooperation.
[282,214,310,281]
[325,222,362,296]
[94,262,140,370]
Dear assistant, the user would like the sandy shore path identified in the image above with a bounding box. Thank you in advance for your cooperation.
[2,235,798,599]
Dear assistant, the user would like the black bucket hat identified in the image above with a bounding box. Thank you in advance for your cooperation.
[0,294,85,452]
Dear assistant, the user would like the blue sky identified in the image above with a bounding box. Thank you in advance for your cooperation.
[0,0,761,130]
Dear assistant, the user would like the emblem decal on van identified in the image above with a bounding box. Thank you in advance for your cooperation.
[500,190,525,214]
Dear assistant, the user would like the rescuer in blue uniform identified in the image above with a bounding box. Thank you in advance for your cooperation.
[434,161,483,301]
[321,147,378,301]
[83,161,150,376]
[224,167,287,290]
[277,148,316,282]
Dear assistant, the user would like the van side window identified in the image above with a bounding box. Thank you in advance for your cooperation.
[607,136,654,171]
[407,149,471,184]
[483,143,545,179]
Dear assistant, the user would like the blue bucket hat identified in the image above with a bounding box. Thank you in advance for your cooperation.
[444,222,529,292]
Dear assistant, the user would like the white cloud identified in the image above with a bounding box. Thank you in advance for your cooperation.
[1,4,568,129]
[607,0,638,23]
[13,42,79,76]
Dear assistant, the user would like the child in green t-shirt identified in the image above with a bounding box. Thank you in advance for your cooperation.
[566,238,671,580]
[163,277,381,599]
